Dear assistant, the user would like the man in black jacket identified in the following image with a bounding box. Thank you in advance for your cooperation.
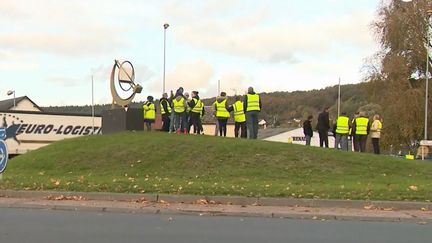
[316,107,330,148]
[303,115,313,146]
[160,93,171,132]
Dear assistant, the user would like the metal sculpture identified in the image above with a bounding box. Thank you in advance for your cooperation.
[110,60,142,107]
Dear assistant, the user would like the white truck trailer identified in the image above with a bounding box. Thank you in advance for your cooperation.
[0,111,101,155]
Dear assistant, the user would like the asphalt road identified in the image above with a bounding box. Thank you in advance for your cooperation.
[0,208,431,243]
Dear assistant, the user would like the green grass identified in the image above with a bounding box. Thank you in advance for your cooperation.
[2,132,432,201]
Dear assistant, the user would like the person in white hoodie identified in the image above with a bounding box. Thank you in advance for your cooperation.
[370,114,383,155]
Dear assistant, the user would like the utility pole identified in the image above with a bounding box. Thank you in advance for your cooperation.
[163,23,170,94]
[91,74,95,134]
[337,78,341,118]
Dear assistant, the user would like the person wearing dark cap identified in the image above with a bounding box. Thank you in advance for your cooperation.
[143,95,156,131]
[159,93,171,132]
[189,91,204,134]
[213,92,230,137]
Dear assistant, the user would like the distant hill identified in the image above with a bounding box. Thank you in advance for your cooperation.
[202,83,370,126]
[43,83,371,126]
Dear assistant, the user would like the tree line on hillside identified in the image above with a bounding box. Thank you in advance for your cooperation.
[43,83,373,127]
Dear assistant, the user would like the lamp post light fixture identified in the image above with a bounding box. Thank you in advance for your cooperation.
[163,23,170,94]
[6,90,15,108]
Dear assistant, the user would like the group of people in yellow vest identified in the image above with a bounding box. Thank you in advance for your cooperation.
[142,86,262,139]
[306,108,383,154]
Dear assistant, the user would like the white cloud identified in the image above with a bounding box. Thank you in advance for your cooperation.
[0,32,127,57]
[145,59,214,96]
[45,76,84,87]
[219,72,248,95]
[164,1,375,64]
[0,0,131,58]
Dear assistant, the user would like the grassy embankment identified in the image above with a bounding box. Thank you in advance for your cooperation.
[2,132,432,201]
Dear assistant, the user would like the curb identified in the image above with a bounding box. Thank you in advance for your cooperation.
[0,200,429,224]
[0,189,431,211]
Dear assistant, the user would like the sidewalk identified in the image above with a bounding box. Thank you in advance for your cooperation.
[0,190,431,224]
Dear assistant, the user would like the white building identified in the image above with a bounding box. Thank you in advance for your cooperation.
[264,128,336,148]
[0,96,42,112]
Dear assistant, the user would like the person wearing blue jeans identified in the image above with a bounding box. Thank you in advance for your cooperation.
[246,111,259,139]
[243,87,262,139]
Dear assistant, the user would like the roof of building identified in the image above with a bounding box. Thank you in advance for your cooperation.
[0,96,42,112]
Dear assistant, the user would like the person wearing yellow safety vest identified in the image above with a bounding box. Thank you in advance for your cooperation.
[159,93,171,132]
[228,96,247,138]
[213,92,230,137]
[350,112,360,152]
[143,96,156,131]
[370,114,383,154]
[334,112,350,151]
[188,91,205,134]
[243,87,262,139]
[172,87,188,134]
[352,111,371,153]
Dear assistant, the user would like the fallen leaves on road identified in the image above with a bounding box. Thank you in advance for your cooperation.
[159,200,170,205]
[363,205,375,210]
[46,195,86,201]
[134,197,148,203]
[363,205,396,211]
[194,199,218,205]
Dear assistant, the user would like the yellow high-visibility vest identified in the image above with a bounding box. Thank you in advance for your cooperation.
[160,99,171,115]
[143,102,156,120]
[172,97,186,113]
[336,116,349,135]
[355,117,369,135]
[373,120,382,132]
[233,101,246,123]
[191,98,203,113]
[246,94,260,112]
[214,99,230,118]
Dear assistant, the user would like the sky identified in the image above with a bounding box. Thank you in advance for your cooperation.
[0,0,380,106]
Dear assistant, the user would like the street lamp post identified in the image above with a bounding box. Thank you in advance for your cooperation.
[91,74,95,135]
[6,90,15,108]
[163,23,169,94]
[337,78,341,118]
